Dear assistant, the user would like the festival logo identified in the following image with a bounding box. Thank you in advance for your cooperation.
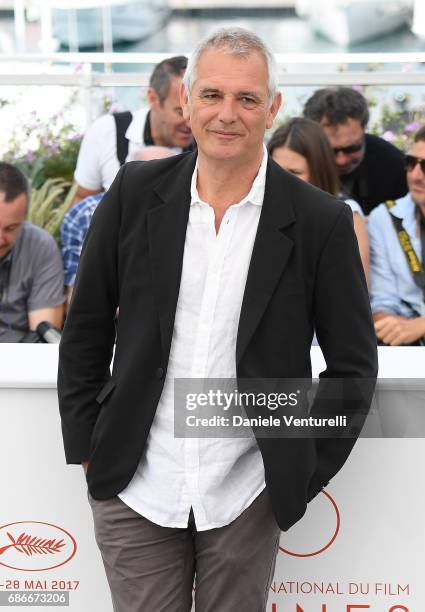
[0,521,77,571]
[279,490,340,557]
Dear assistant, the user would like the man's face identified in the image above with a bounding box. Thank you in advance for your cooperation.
[0,192,27,259]
[407,140,425,207]
[181,49,281,165]
[320,117,365,176]
[149,75,193,149]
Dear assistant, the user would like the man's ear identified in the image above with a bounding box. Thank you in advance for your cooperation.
[266,91,282,130]
[147,87,161,111]
[180,82,190,122]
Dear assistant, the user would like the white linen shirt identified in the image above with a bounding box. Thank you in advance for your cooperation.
[118,148,269,530]
[74,108,182,191]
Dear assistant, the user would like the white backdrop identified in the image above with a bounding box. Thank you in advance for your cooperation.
[0,346,423,611]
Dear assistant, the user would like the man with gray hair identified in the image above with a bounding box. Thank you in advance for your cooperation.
[58,27,377,611]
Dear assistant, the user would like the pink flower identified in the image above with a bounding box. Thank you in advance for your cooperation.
[404,122,421,133]
[24,151,36,163]
[383,131,395,142]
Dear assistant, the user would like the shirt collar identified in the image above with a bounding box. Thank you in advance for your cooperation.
[190,144,268,208]
[0,250,12,268]
[389,192,416,222]
[388,192,419,239]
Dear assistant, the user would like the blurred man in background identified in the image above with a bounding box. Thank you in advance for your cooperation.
[73,56,193,202]
[0,163,64,342]
[304,87,407,214]
[369,125,425,345]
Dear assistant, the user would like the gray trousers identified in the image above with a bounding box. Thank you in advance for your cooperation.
[88,488,281,612]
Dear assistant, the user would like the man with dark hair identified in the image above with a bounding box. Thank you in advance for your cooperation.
[369,125,425,345]
[0,163,65,342]
[0,162,29,203]
[73,56,193,202]
[304,87,407,214]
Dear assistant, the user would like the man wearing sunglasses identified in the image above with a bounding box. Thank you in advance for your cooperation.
[368,126,425,346]
[304,87,407,214]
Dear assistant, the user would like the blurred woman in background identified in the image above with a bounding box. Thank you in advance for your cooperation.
[268,117,369,282]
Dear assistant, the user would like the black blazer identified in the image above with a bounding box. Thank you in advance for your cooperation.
[58,153,377,531]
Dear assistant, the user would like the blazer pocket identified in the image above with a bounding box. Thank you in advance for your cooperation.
[95,379,117,404]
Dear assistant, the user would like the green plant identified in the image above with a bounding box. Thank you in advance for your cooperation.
[28,179,77,244]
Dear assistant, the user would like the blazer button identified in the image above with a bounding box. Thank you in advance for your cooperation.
[156,367,165,379]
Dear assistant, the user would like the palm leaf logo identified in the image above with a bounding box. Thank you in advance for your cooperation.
[0,532,65,557]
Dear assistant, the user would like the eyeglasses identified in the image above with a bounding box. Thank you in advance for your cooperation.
[405,154,425,174]
[332,142,364,156]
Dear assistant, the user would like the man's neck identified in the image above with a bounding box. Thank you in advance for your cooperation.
[196,148,264,213]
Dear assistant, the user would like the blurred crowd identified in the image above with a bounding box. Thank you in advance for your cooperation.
[1,55,425,346]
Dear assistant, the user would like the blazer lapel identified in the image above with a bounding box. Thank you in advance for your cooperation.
[236,159,296,364]
[147,153,196,360]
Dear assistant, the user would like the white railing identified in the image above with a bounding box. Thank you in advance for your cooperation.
[2,71,425,86]
[2,51,425,63]
[1,52,425,125]
[2,53,425,86]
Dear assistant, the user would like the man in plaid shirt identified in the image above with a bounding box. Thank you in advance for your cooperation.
[61,192,104,306]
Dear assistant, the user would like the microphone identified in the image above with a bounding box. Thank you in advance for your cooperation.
[36,321,62,344]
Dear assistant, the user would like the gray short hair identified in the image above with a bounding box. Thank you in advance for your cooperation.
[183,27,279,105]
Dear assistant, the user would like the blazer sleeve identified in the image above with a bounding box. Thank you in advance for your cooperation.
[308,204,378,499]
[57,165,124,464]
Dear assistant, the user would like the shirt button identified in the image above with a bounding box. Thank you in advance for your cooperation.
[156,367,165,379]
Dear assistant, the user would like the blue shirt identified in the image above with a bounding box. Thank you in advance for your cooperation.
[61,193,104,287]
[368,193,425,318]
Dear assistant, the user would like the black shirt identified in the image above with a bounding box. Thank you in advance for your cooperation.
[340,133,408,215]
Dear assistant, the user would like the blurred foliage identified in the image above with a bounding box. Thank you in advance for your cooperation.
[1,92,81,243]
[28,179,77,245]
[2,91,82,189]
[275,81,425,152]
[1,64,424,248]
[344,81,424,151]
